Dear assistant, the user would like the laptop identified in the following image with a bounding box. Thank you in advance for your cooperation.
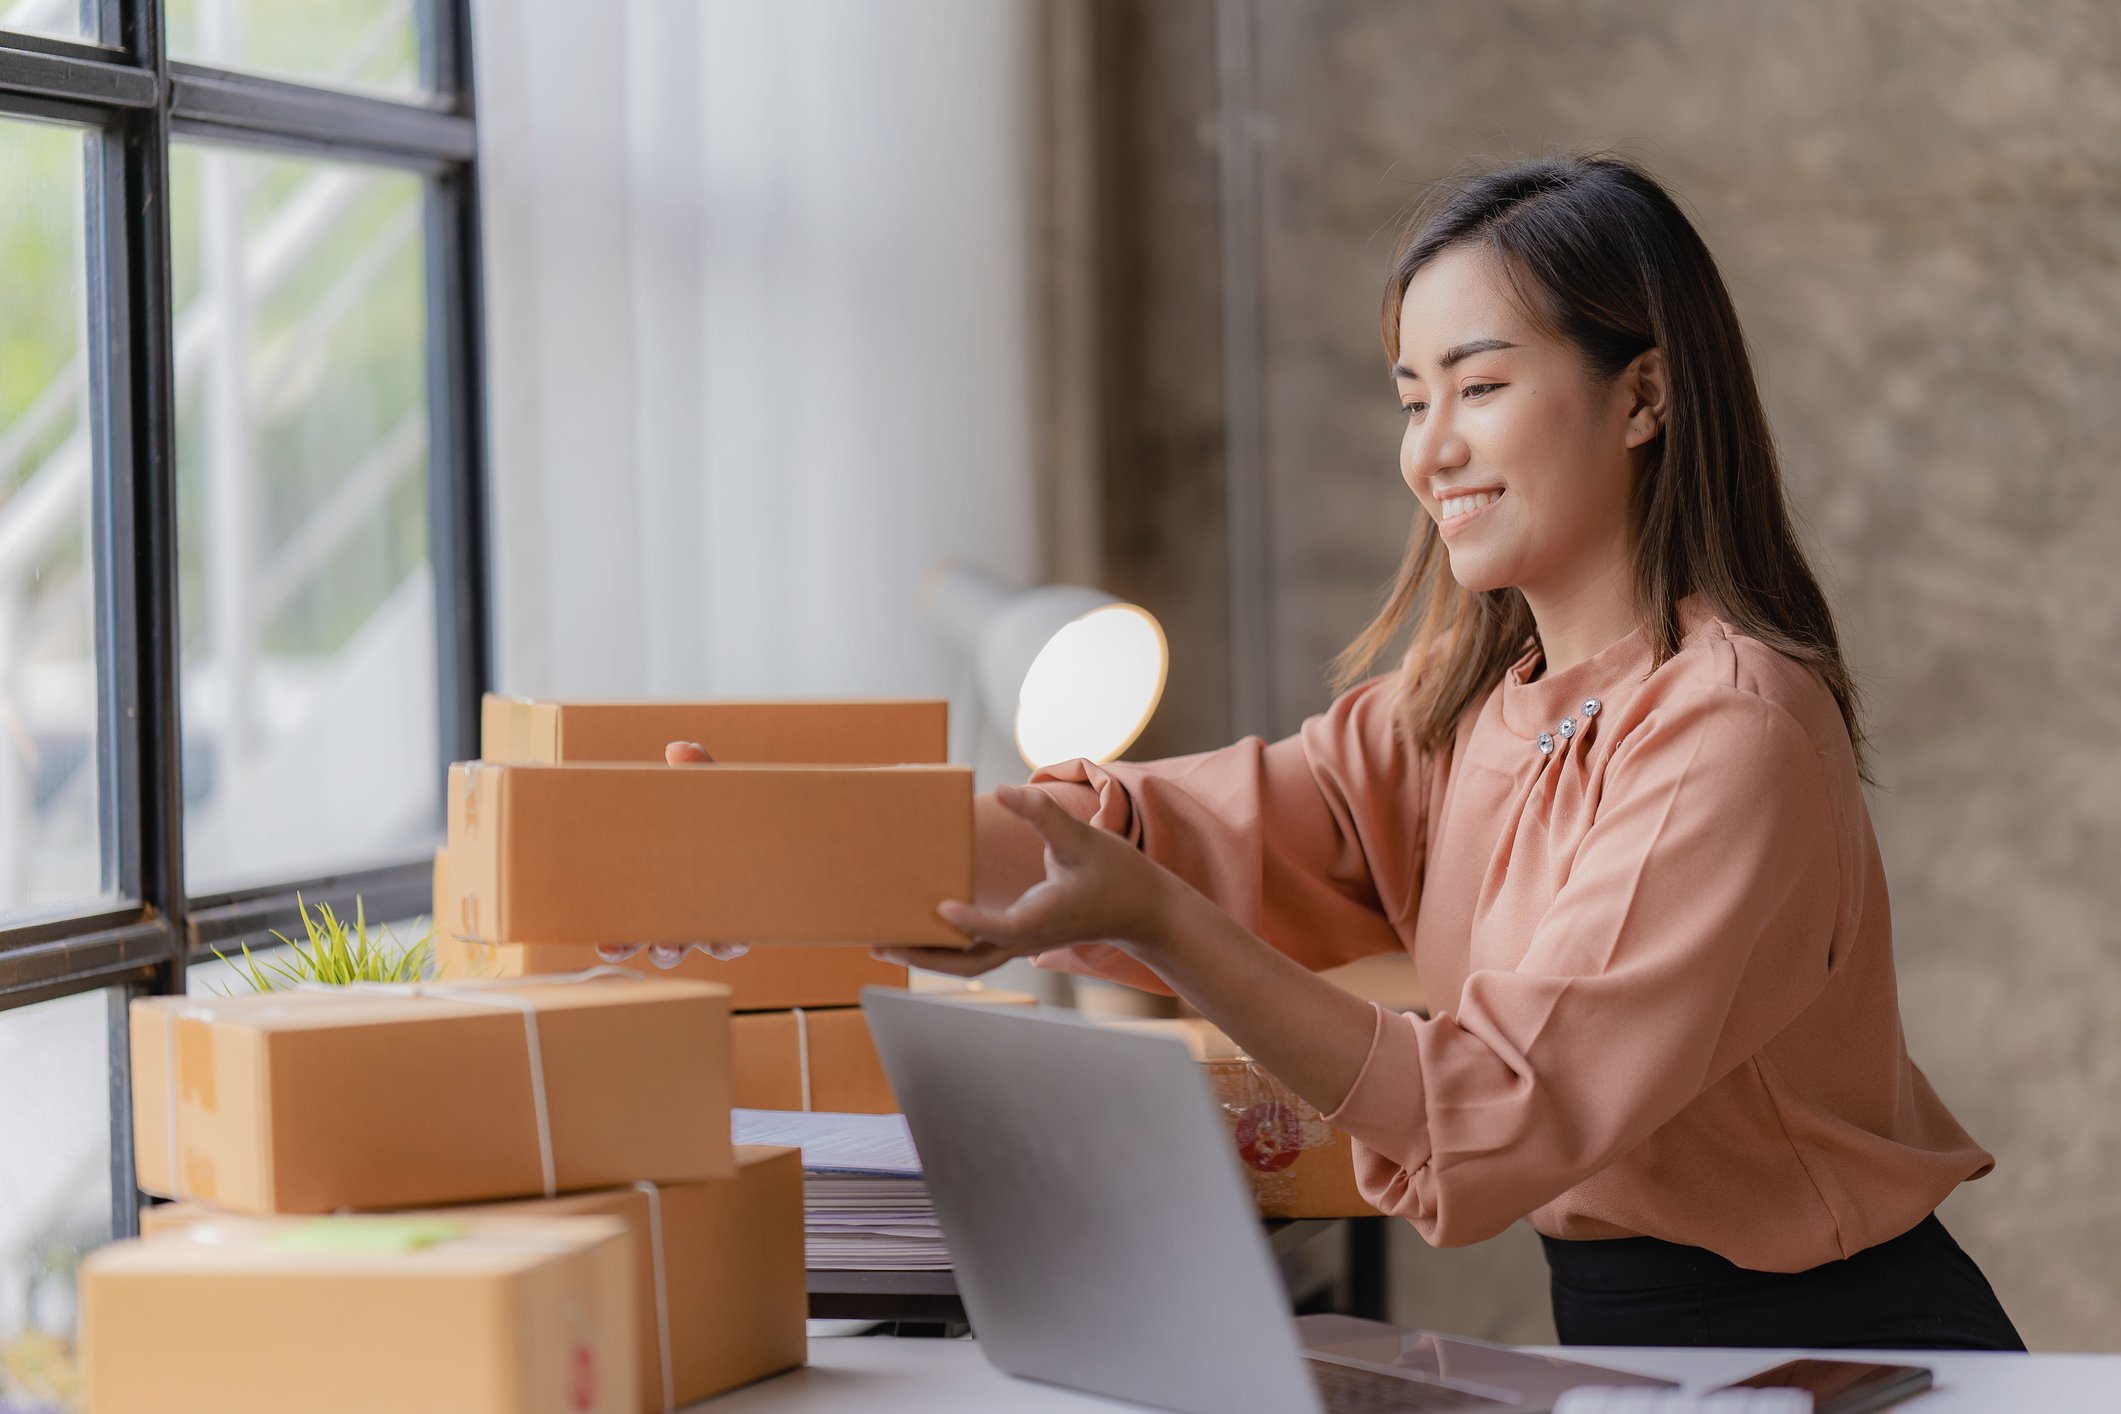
[862,989,1678,1414]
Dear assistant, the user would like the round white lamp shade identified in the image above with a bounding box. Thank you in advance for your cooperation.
[925,567,1168,770]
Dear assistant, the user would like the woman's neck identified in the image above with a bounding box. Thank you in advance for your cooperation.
[1523,563,1639,679]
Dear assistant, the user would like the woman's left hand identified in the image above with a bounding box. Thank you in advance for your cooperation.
[879,783,1186,977]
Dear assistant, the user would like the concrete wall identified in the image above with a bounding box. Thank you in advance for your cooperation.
[1081,0,2121,1349]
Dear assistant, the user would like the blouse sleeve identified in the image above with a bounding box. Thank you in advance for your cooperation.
[1023,669,1435,995]
[1324,687,1847,1246]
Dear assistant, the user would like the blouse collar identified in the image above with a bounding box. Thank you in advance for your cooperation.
[1497,593,1714,741]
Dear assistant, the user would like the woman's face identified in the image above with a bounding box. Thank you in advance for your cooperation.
[1392,244,1660,604]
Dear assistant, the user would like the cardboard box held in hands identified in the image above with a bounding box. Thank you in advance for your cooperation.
[81,1214,638,1414]
[429,857,910,1009]
[131,974,734,1214]
[140,1146,806,1414]
[441,761,974,949]
[481,694,947,766]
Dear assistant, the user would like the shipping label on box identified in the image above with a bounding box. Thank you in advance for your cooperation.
[443,761,974,948]
[1100,1019,1377,1219]
[81,1214,638,1414]
[482,694,947,766]
[142,1147,806,1414]
[131,973,734,1214]
[429,905,911,1012]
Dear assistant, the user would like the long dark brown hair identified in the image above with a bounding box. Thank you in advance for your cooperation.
[1330,151,1869,778]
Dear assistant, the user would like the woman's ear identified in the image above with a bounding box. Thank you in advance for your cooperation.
[1622,347,1667,449]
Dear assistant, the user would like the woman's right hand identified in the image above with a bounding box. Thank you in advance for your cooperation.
[597,742,750,967]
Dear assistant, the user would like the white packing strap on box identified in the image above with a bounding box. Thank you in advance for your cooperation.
[160,966,648,1203]
[633,1179,676,1413]
[791,1007,813,1113]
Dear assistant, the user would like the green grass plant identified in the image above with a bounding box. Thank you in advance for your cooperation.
[212,894,433,993]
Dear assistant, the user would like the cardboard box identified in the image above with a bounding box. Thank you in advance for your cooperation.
[482,694,947,766]
[731,990,1037,1114]
[732,1007,896,1114]
[81,1214,638,1414]
[131,974,733,1214]
[429,910,910,1013]
[141,1146,805,1414]
[1100,1019,1377,1219]
[443,761,974,948]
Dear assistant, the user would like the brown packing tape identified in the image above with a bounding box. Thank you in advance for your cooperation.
[131,971,734,1214]
[429,923,911,1012]
[443,760,974,947]
[139,1148,807,1414]
[480,694,947,766]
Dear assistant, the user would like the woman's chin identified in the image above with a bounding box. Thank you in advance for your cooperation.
[1443,553,1513,596]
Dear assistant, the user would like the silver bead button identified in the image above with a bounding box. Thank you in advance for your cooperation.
[1581,698,1602,719]
[1537,732,1555,756]
[1557,716,1577,740]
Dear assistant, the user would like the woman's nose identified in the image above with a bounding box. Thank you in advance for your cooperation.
[1402,420,1469,492]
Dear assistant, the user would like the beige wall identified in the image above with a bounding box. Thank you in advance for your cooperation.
[1075,0,2121,1350]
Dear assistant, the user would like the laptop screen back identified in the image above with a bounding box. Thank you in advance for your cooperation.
[863,989,1323,1414]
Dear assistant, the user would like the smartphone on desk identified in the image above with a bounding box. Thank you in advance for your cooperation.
[1713,1358,1932,1413]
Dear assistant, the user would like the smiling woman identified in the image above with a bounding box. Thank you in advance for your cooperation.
[903,151,2025,1354]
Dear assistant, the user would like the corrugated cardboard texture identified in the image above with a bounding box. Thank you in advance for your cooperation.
[80,1215,638,1414]
[481,695,947,766]
[443,761,974,947]
[429,911,910,1012]
[142,1147,807,1414]
[131,976,734,1213]
[1100,1018,1375,1219]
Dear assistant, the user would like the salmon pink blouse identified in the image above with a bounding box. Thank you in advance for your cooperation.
[1029,595,1991,1271]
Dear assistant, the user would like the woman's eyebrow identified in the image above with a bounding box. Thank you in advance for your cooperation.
[1391,338,1521,379]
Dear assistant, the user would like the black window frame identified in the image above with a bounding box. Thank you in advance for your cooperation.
[0,0,489,1239]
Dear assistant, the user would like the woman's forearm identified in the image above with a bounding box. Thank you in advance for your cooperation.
[1127,886,1379,1117]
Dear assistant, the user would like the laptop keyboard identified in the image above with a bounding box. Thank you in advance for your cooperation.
[1308,1357,1518,1412]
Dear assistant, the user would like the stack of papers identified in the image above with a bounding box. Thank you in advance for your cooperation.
[732,1109,949,1272]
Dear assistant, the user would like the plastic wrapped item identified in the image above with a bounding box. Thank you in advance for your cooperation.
[1101,1019,1377,1219]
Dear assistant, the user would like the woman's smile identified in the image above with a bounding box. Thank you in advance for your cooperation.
[1438,487,1505,533]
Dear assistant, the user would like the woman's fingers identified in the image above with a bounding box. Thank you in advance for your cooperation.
[992,783,1095,862]
[665,740,714,765]
[872,943,1015,977]
[598,943,648,963]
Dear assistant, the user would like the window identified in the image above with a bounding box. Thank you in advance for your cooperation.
[0,2,484,1403]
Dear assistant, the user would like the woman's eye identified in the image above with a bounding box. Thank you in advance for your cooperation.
[1463,382,1502,399]
[1398,402,1427,419]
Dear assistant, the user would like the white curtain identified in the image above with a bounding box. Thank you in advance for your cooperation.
[475,0,1041,701]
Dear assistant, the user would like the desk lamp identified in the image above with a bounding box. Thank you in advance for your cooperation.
[923,562,1168,790]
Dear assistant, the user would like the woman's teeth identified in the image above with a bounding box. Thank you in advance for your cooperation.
[1441,490,1501,519]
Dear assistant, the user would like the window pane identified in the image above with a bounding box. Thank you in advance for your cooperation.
[167,0,423,99]
[0,118,108,923]
[0,0,91,44]
[0,988,113,1414]
[171,144,440,894]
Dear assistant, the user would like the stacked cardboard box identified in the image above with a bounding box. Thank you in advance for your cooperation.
[441,695,987,1112]
[98,972,808,1411]
[135,1146,806,1414]
[436,697,972,953]
[1099,1018,1378,1220]
[83,1214,640,1414]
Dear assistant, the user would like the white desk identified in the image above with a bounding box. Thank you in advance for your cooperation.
[695,1336,2121,1412]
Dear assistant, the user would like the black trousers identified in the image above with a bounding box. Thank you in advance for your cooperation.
[1540,1214,2025,1351]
